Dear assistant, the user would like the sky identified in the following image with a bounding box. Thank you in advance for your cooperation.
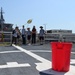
[0,0,75,33]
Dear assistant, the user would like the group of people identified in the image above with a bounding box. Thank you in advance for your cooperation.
[12,25,45,45]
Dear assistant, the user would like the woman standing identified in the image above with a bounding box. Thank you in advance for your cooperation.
[31,26,36,44]
[15,26,21,44]
[12,27,18,44]
[27,28,31,45]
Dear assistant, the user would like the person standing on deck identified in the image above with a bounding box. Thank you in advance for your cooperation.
[22,25,26,45]
[31,26,36,44]
[39,26,45,45]
[27,28,31,45]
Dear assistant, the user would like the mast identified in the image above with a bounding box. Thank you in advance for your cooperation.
[0,7,5,24]
[0,7,5,31]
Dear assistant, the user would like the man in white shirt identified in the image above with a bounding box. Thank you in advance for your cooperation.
[22,25,26,45]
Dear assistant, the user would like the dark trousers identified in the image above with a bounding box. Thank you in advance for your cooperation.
[12,36,15,44]
[14,37,17,44]
[32,34,36,44]
[12,36,17,44]
[22,35,26,44]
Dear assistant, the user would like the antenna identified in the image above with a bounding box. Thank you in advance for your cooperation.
[0,7,5,22]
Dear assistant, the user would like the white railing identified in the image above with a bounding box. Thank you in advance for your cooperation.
[44,33,75,43]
